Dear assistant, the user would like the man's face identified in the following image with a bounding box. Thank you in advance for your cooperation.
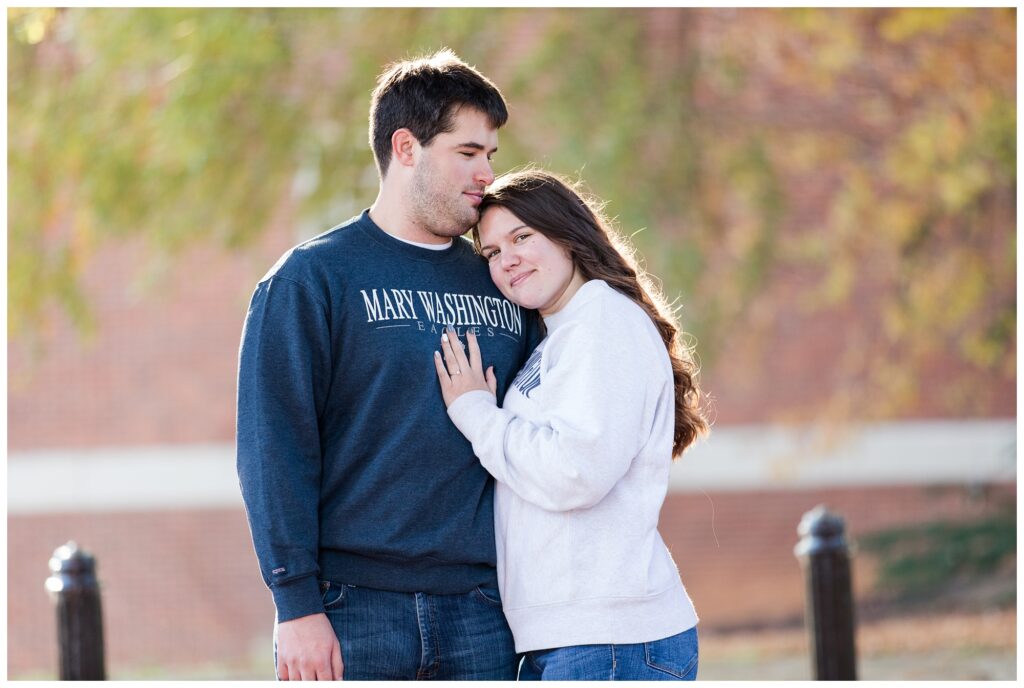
[407,107,498,238]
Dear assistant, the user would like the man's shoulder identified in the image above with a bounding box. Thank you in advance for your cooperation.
[448,235,491,267]
[300,213,375,252]
[260,214,371,284]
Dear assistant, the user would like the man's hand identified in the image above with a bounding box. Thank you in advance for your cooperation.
[276,613,343,680]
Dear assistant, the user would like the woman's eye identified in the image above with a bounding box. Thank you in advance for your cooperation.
[461,152,474,158]
[485,250,500,261]
[513,233,530,243]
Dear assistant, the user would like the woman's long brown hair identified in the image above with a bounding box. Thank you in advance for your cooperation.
[475,169,709,457]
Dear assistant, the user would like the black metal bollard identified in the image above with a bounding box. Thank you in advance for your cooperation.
[794,505,857,680]
[45,542,106,680]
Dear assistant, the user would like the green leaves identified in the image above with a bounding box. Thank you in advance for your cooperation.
[8,8,1015,421]
[860,506,1016,600]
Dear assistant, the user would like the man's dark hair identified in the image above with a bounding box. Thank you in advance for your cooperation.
[369,48,508,178]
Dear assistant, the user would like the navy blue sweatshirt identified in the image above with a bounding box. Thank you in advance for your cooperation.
[236,210,540,623]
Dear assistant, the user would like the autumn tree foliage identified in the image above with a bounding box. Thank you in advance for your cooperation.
[8,8,1015,421]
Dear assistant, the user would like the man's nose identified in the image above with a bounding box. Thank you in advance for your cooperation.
[476,158,495,187]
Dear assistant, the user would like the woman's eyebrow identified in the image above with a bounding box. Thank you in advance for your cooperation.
[480,224,528,251]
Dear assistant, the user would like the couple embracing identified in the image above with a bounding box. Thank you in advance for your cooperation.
[236,49,708,681]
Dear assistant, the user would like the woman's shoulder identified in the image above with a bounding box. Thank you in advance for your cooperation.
[549,281,662,356]
[575,281,660,333]
[543,284,670,386]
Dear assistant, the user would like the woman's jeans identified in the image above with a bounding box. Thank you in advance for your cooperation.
[519,626,699,681]
[274,580,518,680]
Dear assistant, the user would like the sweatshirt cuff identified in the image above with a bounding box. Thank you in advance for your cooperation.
[447,390,499,443]
[272,574,325,623]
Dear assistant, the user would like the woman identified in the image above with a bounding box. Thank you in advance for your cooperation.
[433,169,708,680]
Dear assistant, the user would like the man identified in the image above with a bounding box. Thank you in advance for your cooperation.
[236,50,539,680]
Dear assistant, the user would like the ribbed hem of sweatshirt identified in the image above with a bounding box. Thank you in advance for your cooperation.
[318,549,497,594]
[506,583,699,654]
[271,573,325,623]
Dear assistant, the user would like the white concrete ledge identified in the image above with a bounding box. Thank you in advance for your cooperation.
[7,420,1016,514]
[668,419,1016,492]
[8,444,244,514]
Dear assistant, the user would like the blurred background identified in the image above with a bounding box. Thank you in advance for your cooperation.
[7,7,1016,680]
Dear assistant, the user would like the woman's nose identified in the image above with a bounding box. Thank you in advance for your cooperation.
[500,248,520,269]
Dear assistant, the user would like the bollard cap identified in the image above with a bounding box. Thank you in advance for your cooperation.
[794,505,849,558]
[45,541,98,596]
[48,541,97,574]
[798,505,845,538]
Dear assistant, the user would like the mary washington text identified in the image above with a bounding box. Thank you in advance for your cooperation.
[360,288,523,337]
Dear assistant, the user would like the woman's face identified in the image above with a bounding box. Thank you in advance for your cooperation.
[478,206,585,317]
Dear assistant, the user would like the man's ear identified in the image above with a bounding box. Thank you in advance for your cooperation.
[391,128,418,169]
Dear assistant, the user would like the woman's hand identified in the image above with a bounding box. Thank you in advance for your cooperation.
[434,327,497,408]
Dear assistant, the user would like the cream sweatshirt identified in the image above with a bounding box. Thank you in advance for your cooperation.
[447,279,698,653]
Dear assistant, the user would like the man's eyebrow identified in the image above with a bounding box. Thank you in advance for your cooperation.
[456,142,499,154]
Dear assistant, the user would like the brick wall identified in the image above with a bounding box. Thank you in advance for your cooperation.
[659,482,1015,629]
[9,508,272,677]
[8,215,297,450]
[8,482,1013,677]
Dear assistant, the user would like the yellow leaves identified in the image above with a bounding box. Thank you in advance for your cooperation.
[885,109,997,213]
[859,96,895,130]
[881,301,908,343]
[935,112,969,162]
[722,215,761,263]
[814,18,860,75]
[774,132,854,176]
[886,250,1005,382]
[938,161,991,214]
[901,262,944,331]
[942,255,986,327]
[879,8,967,43]
[821,257,855,308]
[871,359,918,416]
[779,9,865,93]
[877,198,923,247]
[173,18,196,39]
[160,54,193,85]
[4,6,1016,425]
[828,165,872,250]
[702,8,1013,419]
[9,7,58,45]
[887,117,938,185]
[962,321,1009,371]
[776,136,820,174]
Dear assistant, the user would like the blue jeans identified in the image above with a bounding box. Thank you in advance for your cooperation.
[518,626,699,681]
[275,580,518,680]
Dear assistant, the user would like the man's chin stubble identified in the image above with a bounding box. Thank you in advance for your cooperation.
[436,209,479,237]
